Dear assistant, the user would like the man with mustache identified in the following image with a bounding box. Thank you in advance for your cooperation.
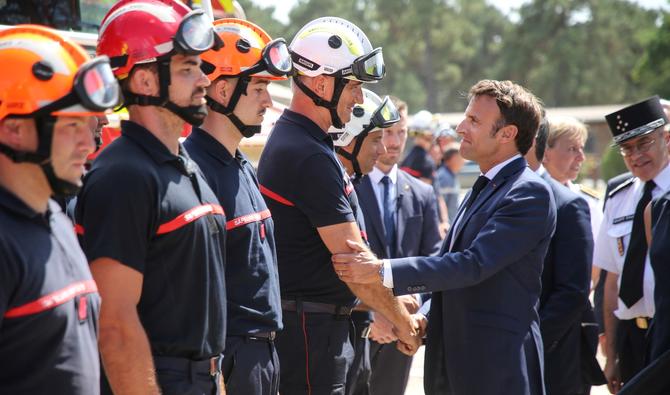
[183,19,292,395]
[594,96,670,393]
[0,25,120,394]
[75,1,228,394]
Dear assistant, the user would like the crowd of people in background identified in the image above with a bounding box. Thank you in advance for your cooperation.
[2,1,670,395]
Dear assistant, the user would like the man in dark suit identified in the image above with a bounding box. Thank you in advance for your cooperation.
[525,120,602,395]
[333,80,556,395]
[354,96,442,395]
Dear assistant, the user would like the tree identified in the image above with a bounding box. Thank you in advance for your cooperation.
[634,12,670,98]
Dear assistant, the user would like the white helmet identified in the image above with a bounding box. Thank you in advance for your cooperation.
[289,17,385,129]
[331,89,400,178]
[408,109,436,136]
[290,17,384,82]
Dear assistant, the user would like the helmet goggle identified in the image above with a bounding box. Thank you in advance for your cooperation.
[231,38,293,78]
[174,9,217,55]
[335,47,385,82]
[20,56,120,117]
[369,95,400,129]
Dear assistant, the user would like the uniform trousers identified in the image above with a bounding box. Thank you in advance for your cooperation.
[346,312,372,395]
[616,318,649,383]
[223,336,279,395]
[368,341,413,395]
[277,310,354,395]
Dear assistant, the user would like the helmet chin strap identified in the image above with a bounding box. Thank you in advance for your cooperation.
[293,76,349,129]
[0,116,81,197]
[336,126,372,180]
[122,56,208,126]
[205,76,261,138]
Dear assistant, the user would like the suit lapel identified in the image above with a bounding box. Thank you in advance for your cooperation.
[450,157,527,249]
[357,176,389,257]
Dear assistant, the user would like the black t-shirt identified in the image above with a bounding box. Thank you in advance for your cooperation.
[184,128,282,336]
[257,110,357,306]
[0,188,100,394]
[76,120,227,360]
[400,145,435,181]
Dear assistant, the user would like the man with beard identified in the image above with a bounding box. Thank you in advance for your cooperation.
[75,1,228,394]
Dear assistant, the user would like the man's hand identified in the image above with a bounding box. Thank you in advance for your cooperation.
[399,295,420,314]
[604,359,621,394]
[395,314,425,356]
[333,240,383,284]
[369,313,397,344]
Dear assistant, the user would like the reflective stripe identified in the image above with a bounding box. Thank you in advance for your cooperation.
[400,166,421,178]
[156,204,225,235]
[4,280,98,318]
[259,185,295,207]
[226,209,271,230]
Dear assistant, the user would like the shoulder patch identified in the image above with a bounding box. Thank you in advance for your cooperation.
[608,177,635,199]
[580,184,601,200]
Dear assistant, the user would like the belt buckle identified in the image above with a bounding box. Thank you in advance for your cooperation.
[209,355,221,376]
[636,317,649,330]
[268,331,276,341]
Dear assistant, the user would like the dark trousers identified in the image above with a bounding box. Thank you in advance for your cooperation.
[153,355,224,395]
[616,318,649,384]
[346,316,371,395]
[222,336,279,395]
[368,341,413,395]
[276,310,354,395]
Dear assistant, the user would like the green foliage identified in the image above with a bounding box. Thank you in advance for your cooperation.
[239,0,666,115]
[634,12,670,98]
[600,144,628,181]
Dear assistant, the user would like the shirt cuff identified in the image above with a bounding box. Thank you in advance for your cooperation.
[382,259,394,289]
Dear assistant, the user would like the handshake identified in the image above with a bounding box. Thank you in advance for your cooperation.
[379,295,427,356]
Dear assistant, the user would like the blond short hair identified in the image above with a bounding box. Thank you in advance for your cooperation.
[547,116,588,148]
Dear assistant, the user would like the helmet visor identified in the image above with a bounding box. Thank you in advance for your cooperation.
[265,39,293,75]
[74,56,121,111]
[175,9,215,54]
[371,96,400,128]
[350,47,385,82]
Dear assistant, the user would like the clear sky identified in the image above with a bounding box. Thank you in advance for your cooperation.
[249,0,669,24]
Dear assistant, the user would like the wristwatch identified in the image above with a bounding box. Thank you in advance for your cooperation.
[378,261,384,284]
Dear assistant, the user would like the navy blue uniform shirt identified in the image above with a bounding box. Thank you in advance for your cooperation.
[401,145,435,181]
[257,109,358,306]
[184,127,282,335]
[76,120,227,360]
[0,187,101,394]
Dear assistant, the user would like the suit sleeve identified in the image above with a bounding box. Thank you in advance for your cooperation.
[390,180,556,295]
[539,196,593,350]
[419,188,442,257]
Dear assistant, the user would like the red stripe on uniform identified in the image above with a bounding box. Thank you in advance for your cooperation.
[4,280,98,318]
[259,185,295,207]
[74,223,84,235]
[156,204,225,235]
[400,166,421,177]
[226,209,271,230]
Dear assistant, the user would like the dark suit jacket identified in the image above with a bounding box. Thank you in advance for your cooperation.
[355,169,441,260]
[538,173,594,394]
[391,157,556,395]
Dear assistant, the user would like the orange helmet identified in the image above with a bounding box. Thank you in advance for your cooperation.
[200,18,292,136]
[0,25,119,121]
[0,25,121,197]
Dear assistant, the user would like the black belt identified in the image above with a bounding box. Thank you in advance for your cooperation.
[153,354,223,376]
[281,299,353,316]
[231,331,276,341]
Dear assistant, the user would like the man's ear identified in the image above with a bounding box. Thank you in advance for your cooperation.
[211,78,236,107]
[312,75,329,98]
[0,118,35,151]
[129,67,159,96]
[497,124,518,144]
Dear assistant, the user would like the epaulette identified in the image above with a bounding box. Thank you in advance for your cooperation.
[579,184,602,200]
[608,177,635,199]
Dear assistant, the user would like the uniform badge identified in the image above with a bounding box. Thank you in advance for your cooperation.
[617,237,625,256]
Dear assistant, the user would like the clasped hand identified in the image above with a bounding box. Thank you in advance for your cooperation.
[332,240,382,284]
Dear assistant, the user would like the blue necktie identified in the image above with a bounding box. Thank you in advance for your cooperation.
[381,176,396,258]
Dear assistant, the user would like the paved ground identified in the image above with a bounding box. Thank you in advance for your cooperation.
[404,346,611,394]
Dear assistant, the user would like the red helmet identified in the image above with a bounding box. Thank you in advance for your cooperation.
[98,0,217,79]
